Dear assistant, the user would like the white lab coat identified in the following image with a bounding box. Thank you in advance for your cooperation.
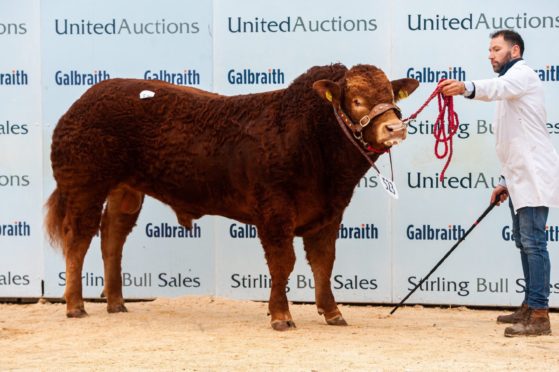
[472,60,559,211]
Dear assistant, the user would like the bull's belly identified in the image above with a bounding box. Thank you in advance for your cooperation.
[128,180,255,225]
[122,177,334,235]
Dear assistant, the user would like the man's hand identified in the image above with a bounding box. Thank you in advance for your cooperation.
[490,185,509,206]
[438,79,465,96]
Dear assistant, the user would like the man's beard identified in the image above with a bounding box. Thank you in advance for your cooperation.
[492,51,512,73]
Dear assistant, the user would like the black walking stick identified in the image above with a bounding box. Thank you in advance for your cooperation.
[390,195,504,315]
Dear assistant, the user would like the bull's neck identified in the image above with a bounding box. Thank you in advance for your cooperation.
[318,107,381,194]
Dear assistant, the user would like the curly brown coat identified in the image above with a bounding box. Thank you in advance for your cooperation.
[45,63,418,330]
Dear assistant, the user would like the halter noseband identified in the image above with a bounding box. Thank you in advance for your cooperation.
[333,103,402,154]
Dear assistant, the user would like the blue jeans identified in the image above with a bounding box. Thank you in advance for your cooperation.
[509,199,550,309]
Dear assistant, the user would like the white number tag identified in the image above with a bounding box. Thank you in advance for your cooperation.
[380,174,399,199]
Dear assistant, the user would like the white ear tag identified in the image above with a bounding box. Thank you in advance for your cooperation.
[139,90,155,99]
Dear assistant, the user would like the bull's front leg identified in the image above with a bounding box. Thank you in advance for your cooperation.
[257,220,297,331]
[303,221,347,326]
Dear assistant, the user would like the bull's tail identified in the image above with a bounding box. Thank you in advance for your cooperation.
[44,188,67,250]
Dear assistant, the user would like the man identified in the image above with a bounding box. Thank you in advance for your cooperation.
[439,29,559,337]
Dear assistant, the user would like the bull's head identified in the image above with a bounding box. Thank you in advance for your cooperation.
[313,65,419,152]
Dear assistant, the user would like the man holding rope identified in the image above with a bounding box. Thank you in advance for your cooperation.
[439,29,559,337]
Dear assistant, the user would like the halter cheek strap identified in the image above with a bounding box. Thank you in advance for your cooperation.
[333,108,395,181]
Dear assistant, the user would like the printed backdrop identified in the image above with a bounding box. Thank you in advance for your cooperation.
[1,0,558,307]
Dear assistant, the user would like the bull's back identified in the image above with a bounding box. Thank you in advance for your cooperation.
[50,80,214,189]
[52,79,218,164]
[50,79,281,218]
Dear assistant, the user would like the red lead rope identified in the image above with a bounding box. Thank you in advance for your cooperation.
[402,79,460,181]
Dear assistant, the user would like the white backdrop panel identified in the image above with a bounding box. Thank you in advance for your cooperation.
[213,0,402,303]
[391,0,559,306]
[0,0,556,307]
[0,0,42,297]
[41,0,215,298]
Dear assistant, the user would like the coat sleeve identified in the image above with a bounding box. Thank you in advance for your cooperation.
[471,67,532,102]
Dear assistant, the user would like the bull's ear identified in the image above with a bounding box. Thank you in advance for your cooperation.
[312,79,341,106]
[391,78,420,102]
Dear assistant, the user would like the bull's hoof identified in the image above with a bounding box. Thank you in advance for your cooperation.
[66,308,88,318]
[326,315,348,326]
[271,319,297,331]
[107,304,128,313]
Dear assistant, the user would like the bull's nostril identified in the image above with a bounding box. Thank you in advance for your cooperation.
[386,122,405,133]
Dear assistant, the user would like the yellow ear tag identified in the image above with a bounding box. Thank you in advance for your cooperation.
[398,90,409,100]
[325,90,333,102]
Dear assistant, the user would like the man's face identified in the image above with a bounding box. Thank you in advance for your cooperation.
[488,35,513,73]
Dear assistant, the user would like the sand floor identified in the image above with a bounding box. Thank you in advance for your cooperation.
[1,296,558,371]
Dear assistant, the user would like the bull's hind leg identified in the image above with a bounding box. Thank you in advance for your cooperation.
[100,185,144,313]
[62,194,106,318]
[303,222,347,326]
[258,218,297,331]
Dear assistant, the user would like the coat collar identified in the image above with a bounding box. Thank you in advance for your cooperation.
[498,58,523,77]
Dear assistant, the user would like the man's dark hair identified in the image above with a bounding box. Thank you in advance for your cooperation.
[490,29,524,56]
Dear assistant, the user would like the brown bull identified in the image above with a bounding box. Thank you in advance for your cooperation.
[45,64,418,330]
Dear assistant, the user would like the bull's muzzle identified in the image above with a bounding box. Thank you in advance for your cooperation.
[382,120,407,147]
